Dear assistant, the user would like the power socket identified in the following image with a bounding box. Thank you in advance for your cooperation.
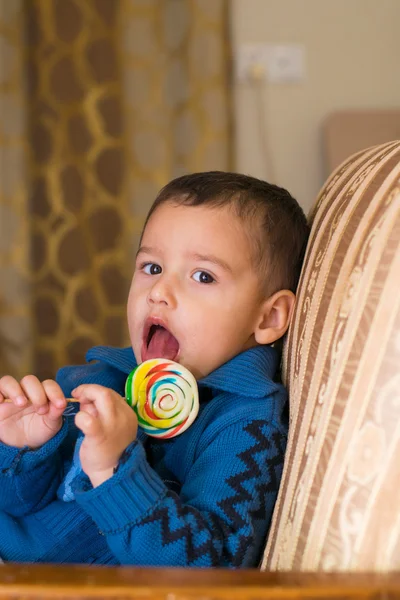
[236,43,305,83]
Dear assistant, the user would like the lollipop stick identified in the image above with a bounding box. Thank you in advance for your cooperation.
[2,398,77,404]
[1,397,80,418]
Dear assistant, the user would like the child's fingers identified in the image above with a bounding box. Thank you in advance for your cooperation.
[0,376,28,407]
[72,384,119,420]
[42,379,67,420]
[80,402,98,418]
[42,379,66,405]
[20,375,51,414]
[75,410,103,439]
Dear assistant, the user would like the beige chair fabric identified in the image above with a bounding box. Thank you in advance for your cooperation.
[262,140,400,572]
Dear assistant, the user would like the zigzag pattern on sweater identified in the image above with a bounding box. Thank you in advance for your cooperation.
[217,422,286,566]
[140,420,286,567]
[142,496,222,566]
[251,428,286,521]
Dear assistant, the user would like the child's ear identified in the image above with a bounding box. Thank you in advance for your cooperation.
[254,290,296,345]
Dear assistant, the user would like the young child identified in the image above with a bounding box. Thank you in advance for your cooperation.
[0,172,309,568]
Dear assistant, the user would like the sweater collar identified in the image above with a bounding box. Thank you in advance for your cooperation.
[86,345,136,374]
[85,344,280,398]
[198,345,280,397]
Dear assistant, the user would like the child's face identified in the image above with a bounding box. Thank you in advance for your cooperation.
[127,201,267,379]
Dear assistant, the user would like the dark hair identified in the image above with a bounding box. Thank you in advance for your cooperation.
[142,171,310,294]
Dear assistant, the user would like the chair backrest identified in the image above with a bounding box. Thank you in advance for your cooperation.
[262,140,400,571]
[323,110,400,174]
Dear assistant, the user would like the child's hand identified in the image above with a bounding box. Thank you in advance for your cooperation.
[0,375,67,449]
[72,384,138,488]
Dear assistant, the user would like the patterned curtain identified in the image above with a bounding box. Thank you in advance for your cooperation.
[0,0,231,380]
[0,0,32,376]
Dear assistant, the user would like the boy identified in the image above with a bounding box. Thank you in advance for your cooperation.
[0,172,309,567]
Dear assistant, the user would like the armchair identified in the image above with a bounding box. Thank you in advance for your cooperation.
[1,140,400,599]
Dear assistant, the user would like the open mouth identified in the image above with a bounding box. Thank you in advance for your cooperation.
[141,321,180,362]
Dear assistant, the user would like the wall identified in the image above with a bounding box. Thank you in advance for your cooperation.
[231,0,400,212]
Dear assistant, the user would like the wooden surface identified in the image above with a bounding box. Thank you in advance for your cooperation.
[1,564,400,599]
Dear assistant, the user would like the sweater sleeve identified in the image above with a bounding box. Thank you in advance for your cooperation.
[75,418,287,568]
[0,420,77,516]
[0,358,126,517]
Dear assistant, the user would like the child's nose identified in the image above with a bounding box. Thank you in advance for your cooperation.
[147,277,176,308]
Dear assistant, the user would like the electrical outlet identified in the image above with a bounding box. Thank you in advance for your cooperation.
[235,43,270,81]
[267,44,305,83]
[236,43,305,83]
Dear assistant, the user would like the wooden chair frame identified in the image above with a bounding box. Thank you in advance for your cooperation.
[1,564,400,599]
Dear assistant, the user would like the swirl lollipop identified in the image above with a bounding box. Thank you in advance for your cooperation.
[125,359,199,438]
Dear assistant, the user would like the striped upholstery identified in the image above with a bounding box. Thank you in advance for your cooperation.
[262,141,400,572]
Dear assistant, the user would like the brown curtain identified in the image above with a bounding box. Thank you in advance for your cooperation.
[0,0,32,376]
[0,0,231,381]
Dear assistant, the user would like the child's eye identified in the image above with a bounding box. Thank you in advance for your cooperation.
[143,263,162,275]
[192,270,215,284]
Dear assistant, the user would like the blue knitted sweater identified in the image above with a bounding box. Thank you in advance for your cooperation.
[0,345,288,567]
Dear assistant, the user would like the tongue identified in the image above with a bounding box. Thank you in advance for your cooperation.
[144,328,179,361]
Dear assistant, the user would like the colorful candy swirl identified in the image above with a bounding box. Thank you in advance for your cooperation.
[125,359,199,438]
